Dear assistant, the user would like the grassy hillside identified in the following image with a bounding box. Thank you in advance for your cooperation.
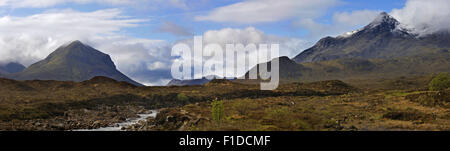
[1,74,449,131]
[126,76,449,131]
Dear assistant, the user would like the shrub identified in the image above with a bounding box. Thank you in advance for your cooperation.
[211,98,224,123]
[429,73,450,91]
[232,98,257,116]
[176,93,189,102]
[406,91,450,107]
[415,94,440,107]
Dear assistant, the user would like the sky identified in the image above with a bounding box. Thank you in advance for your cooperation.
[0,0,449,85]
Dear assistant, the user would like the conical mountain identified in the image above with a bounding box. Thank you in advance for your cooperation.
[293,12,450,63]
[9,41,143,86]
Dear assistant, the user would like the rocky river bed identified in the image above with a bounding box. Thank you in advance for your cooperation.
[0,105,157,131]
[123,106,210,131]
[75,110,158,131]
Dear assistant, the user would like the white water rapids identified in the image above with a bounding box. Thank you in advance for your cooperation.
[74,110,158,131]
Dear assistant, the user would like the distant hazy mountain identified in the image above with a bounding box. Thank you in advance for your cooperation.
[167,78,211,86]
[293,12,450,63]
[167,75,227,86]
[0,62,25,75]
[8,41,143,86]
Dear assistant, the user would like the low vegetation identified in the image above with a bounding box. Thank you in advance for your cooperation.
[1,74,449,131]
[211,99,224,123]
[125,75,449,131]
[429,73,450,91]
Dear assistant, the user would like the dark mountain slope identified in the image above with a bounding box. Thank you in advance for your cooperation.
[242,56,308,80]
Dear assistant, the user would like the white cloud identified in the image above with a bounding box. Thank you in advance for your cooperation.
[390,0,450,36]
[0,0,190,9]
[295,10,381,39]
[0,8,177,86]
[195,0,340,24]
[175,27,310,78]
[201,27,308,57]
[203,27,265,45]
[92,38,168,73]
[0,9,143,65]
[0,0,132,8]
[147,61,168,70]
[0,8,310,86]
[93,37,175,86]
[333,10,382,27]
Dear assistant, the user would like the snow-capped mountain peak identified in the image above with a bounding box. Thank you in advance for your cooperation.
[337,12,412,38]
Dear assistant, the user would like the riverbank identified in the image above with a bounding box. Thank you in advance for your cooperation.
[75,110,158,131]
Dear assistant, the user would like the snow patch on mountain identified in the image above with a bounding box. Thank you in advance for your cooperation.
[338,29,362,38]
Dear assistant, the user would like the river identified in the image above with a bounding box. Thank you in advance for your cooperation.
[74,110,158,131]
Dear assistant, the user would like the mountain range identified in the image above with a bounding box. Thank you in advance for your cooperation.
[167,75,227,86]
[240,12,450,84]
[1,12,449,87]
[5,41,142,86]
[293,12,450,63]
